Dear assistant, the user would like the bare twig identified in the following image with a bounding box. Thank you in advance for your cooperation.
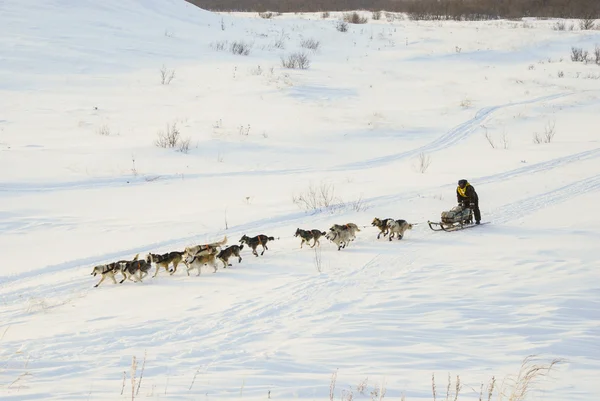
[131,356,137,401]
[329,369,338,401]
[135,350,147,396]
[189,369,200,391]
[121,371,126,395]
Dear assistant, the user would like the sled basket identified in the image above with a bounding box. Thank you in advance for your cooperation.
[441,205,471,224]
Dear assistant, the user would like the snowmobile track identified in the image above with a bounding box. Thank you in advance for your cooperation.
[331,92,572,171]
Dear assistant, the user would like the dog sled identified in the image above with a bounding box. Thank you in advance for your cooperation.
[428,204,487,232]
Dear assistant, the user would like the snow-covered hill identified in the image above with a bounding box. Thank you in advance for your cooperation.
[1,1,599,400]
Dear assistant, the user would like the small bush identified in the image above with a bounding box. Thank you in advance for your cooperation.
[343,12,368,24]
[372,11,382,20]
[533,121,556,144]
[571,47,588,62]
[595,45,600,65]
[160,65,175,85]
[580,18,596,30]
[322,11,330,19]
[416,152,431,173]
[336,21,349,32]
[210,40,228,51]
[281,52,310,69]
[178,137,191,154]
[258,12,273,19]
[544,120,556,143]
[460,98,472,108]
[553,21,566,31]
[230,41,251,56]
[300,38,320,51]
[293,183,336,212]
[97,125,111,136]
[155,123,180,148]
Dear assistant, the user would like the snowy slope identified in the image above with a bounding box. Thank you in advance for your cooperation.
[1,2,600,400]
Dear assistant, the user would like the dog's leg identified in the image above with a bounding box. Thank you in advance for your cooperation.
[119,272,127,284]
[212,262,218,273]
[253,246,258,257]
[171,260,179,274]
[109,273,117,285]
[94,275,106,288]
[152,263,160,278]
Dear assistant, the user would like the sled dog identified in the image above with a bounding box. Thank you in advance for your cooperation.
[146,251,185,277]
[185,248,219,276]
[371,218,393,239]
[239,234,275,256]
[217,245,244,268]
[184,236,228,258]
[329,223,361,241]
[294,228,327,248]
[386,219,413,241]
[325,228,354,251]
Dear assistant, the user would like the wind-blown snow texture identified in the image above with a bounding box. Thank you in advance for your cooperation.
[1,1,599,400]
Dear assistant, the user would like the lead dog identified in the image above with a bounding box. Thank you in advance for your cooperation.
[294,228,326,248]
[91,261,125,287]
[239,234,275,256]
[217,245,244,268]
[185,248,219,276]
[386,219,413,241]
[372,217,393,239]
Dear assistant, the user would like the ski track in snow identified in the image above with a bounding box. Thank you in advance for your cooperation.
[489,173,600,224]
[330,91,573,171]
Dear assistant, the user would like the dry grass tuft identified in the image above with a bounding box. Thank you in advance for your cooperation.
[497,355,564,401]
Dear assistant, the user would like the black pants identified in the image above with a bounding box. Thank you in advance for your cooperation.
[461,200,481,222]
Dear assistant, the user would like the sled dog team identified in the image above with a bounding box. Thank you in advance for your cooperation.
[90,219,413,288]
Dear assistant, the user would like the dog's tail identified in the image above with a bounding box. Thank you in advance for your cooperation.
[219,235,228,246]
[321,231,326,236]
[268,236,275,241]
[239,244,244,250]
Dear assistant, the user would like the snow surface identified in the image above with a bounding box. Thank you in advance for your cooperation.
[1,1,600,400]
